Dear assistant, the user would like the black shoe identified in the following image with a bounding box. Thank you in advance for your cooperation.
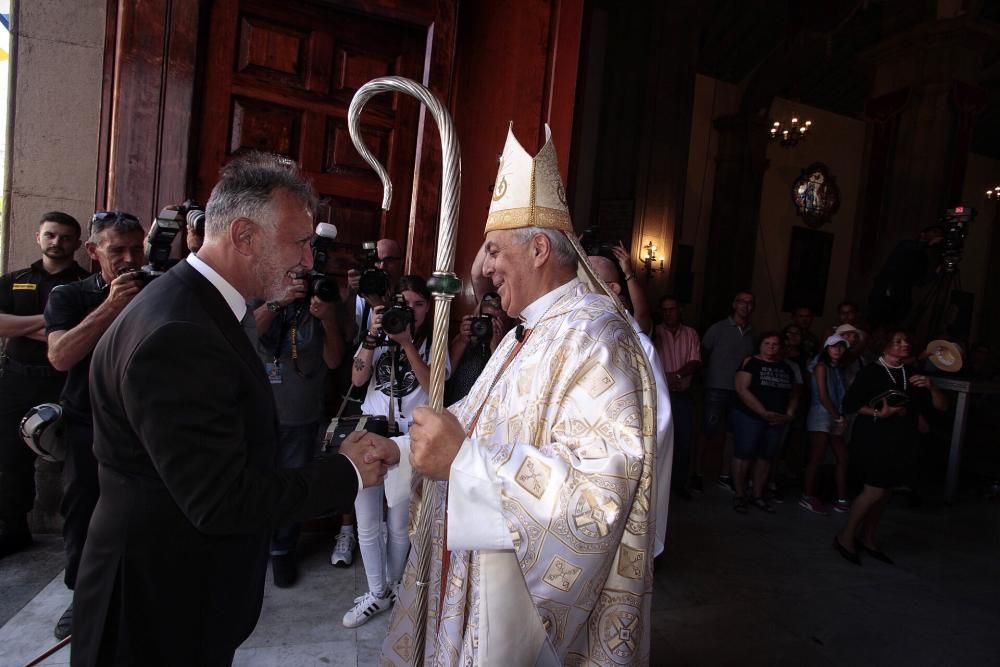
[733,496,749,514]
[0,521,32,559]
[54,602,73,640]
[860,544,894,565]
[833,536,861,566]
[271,554,298,588]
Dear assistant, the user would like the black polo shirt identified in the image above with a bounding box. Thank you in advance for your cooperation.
[44,273,108,421]
[0,260,90,365]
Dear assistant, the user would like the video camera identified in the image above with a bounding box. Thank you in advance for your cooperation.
[358,241,391,298]
[940,206,975,273]
[305,222,340,302]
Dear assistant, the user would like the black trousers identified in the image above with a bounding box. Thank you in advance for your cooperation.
[62,413,98,589]
[0,369,66,528]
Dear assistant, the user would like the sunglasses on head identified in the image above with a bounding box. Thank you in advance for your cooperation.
[90,210,141,234]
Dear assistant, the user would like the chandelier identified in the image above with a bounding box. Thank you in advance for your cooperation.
[769,116,812,147]
[986,185,1000,200]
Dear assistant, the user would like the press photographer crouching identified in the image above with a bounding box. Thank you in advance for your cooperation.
[445,291,513,405]
[250,222,344,588]
[43,210,146,639]
[343,274,451,627]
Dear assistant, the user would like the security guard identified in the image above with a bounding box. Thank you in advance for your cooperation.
[0,211,89,559]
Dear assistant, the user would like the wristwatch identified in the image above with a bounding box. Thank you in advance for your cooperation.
[266,301,281,313]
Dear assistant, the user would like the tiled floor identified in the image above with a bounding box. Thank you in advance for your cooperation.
[2,484,999,666]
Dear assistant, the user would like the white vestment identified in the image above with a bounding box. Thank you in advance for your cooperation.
[381,280,657,666]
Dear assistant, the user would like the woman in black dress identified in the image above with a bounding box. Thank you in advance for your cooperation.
[833,328,948,565]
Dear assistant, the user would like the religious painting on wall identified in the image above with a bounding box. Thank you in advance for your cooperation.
[782,226,833,316]
[791,162,840,227]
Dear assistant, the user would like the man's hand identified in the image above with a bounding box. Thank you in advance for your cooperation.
[107,272,143,310]
[610,241,633,276]
[340,431,401,488]
[408,406,465,480]
[276,278,307,307]
[309,296,338,323]
[347,269,361,294]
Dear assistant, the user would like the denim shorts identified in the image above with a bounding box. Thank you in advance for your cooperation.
[806,405,833,433]
[701,388,736,437]
[731,409,786,461]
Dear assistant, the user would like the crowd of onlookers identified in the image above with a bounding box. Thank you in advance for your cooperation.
[0,211,988,644]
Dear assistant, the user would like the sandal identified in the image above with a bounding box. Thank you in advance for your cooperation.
[750,497,775,514]
[733,496,749,514]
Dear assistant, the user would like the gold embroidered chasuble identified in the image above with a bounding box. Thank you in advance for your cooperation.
[381,283,657,666]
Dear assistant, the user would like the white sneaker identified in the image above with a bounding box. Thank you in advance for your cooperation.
[330,531,356,568]
[342,590,393,628]
[389,580,401,604]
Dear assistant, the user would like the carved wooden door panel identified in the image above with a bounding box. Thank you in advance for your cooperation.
[195,0,425,249]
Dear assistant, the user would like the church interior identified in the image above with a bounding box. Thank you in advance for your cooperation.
[1,0,999,664]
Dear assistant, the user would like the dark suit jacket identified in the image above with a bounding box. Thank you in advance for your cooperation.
[71,261,358,666]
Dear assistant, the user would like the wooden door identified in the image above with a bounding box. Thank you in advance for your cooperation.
[195,0,426,250]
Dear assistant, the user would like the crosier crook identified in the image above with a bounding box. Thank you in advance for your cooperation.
[348,76,462,666]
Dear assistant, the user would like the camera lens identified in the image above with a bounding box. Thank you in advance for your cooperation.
[381,304,413,335]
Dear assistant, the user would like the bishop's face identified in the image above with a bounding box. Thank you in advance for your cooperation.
[482,229,535,318]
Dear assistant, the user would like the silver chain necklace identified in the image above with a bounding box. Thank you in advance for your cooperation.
[878,356,907,391]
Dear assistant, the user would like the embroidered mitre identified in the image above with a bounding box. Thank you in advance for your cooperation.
[484,123,623,311]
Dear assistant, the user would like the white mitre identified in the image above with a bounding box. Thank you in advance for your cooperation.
[484,123,620,307]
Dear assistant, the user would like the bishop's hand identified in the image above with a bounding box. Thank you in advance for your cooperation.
[409,406,465,480]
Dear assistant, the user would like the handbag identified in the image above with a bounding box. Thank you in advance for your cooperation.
[868,389,910,409]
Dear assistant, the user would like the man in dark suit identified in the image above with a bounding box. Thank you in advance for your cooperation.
[71,153,396,666]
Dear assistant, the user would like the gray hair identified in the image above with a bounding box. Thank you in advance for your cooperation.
[511,226,578,269]
[204,152,317,237]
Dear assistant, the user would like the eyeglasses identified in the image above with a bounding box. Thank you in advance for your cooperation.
[375,256,401,265]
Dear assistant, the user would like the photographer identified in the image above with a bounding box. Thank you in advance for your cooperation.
[43,210,146,639]
[445,291,512,405]
[251,262,344,588]
[343,274,450,628]
[347,238,404,345]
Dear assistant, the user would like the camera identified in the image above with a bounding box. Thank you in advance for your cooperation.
[181,199,206,238]
[142,205,186,279]
[940,206,975,273]
[304,222,339,302]
[380,294,414,336]
[470,315,493,342]
[358,241,391,298]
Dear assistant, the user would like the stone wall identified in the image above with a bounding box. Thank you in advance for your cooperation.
[2,0,105,273]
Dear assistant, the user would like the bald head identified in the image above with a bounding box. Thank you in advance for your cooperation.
[588,256,622,295]
[375,238,404,285]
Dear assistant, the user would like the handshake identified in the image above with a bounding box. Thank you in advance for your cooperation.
[338,431,402,488]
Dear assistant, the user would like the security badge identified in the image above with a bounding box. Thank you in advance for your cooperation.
[265,361,283,384]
